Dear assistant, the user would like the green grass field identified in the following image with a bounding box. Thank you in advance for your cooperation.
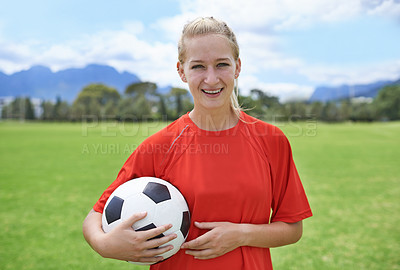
[0,120,399,270]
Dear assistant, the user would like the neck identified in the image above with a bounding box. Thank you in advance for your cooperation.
[189,106,239,131]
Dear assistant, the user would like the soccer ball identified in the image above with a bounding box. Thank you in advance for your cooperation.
[101,177,190,264]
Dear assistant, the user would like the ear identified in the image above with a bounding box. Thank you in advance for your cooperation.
[177,61,187,83]
[234,57,241,78]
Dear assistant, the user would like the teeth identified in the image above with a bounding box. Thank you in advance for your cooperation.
[203,88,222,94]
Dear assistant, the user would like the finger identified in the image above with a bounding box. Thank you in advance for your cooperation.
[185,248,215,260]
[126,238,176,263]
[181,234,209,249]
[194,221,218,230]
[140,223,173,242]
[141,243,175,258]
[134,255,165,264]
[144,232,177,250]
[122,212,148,228]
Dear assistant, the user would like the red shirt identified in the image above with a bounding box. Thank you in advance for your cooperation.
[94,112,312,270]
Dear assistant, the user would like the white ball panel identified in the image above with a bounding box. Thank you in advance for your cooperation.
[101,177,191,265]
[111,180,142,198]
[153,200,182,235]
[121,193,157,230]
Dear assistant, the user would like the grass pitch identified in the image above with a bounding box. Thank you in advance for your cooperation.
[0,120,399,270]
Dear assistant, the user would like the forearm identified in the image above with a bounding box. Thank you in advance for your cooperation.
[240,221,303,248]
[82,209,106,256]
[182,220,303,260]
[83,209,177,262]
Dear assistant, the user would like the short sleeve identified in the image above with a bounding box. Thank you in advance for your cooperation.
[92,142,156,213]
[91,117,187,214]
[269,134,312,223]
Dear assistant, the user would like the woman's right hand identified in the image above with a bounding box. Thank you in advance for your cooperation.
[83,209,177,264]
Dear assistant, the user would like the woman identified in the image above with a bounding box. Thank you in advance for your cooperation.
[83,17,312,269]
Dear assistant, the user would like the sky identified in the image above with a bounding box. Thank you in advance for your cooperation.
[1,0,400,101]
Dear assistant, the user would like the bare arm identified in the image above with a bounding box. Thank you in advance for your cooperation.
[241,221,303,248]
[181,221,302,260]
[82,209,177,263]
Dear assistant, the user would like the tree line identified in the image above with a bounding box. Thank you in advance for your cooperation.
[2,82,400,122]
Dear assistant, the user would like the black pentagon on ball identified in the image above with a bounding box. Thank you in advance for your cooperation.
[143,181,171,204]
[105,196,124,224]
[135,223,165,241]
[180,211,190,238]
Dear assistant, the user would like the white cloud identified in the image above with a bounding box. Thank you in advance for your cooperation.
[121,21,145,35]
[0,24,182,87]
[1,0,399,101]
[176,0,362,32]
[177,0,400,31]
[0,40,36,73]
[76,29,180,87]
[364,0,400,17]
[165,0,400,95]
[239,74,314,101]
[153,12,198,44]
[299,60,400,86]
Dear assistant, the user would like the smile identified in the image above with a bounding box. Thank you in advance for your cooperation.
[202,88,223,94]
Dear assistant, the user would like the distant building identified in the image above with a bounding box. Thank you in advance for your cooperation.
[0,96,15,119]
[31,98,44,118]
[350,96,373,104]
[0,96,44,119]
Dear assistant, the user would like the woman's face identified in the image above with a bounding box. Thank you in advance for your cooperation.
[177,34,241,112]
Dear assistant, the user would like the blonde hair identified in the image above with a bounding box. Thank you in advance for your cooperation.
[178,17,242,118]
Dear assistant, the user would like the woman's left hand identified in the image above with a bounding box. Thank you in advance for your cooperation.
[180,221,245,260]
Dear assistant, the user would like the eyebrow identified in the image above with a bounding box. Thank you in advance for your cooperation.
[189,58,231,63]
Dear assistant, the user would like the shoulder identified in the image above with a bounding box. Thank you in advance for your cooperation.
[240,112,286,139]
[140,115,191,147]
[239,112,292,160]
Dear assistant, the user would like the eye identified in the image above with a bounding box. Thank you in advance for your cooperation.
[191,64,204,69]
[217,62,230,68]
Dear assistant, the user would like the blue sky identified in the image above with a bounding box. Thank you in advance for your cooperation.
[1,0,400,101]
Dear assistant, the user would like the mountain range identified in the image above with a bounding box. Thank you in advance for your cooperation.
[0,64,140,102]
[0,64,398,103]
[308,78,400,103]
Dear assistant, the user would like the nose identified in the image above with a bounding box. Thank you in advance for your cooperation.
[204,68,219,85]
